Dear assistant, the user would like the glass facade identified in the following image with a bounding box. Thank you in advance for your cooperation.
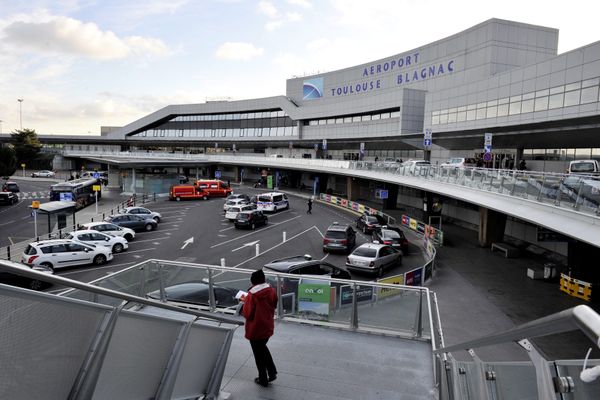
[432,77,600,125]
[523,148,600,161]
[306,109,400,126]
[133,109,298,138]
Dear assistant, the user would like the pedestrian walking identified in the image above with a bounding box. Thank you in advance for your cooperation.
[307,197,313,214]
[242,270,278,387]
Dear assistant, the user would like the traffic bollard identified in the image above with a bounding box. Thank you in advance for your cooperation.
[221,258,226,267]
[283,231,286,242]
[256,243,260,257]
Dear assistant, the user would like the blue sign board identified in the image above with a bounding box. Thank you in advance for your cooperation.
[340,285,374,306]
[93,172,100,179]
[423,139,432,147]
[215,170,221,179]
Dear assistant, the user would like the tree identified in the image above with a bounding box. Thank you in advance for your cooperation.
[0,147,17,177]
[10,128,42,165]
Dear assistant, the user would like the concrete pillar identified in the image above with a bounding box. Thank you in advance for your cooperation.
[516,147,524,169]
[383,184,399,210]
[195,167,199,180]
[233,166,240,183]
[130,168,136,194]
[346,177,360,201]
[478,207,507,247]
[568,241,600,285]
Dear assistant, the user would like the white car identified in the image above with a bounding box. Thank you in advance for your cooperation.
[345,243,402,277]
[123,206,162,223]
[223,198,249,212]
[78,222,136,241]
[31,170,55,178]
[225,204,255,221]
[66,230,128,253]
[440,157,477,169]
[22,239,113,271]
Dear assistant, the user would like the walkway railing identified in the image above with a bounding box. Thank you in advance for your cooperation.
[62,150,600,219]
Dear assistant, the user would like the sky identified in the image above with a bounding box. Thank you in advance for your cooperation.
[1,0,599,135]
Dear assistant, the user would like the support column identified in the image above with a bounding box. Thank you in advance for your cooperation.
[568,241,600,285]
[195,167,199,180]
[346,177,360,201]
[478,207,507,247]
[516,147,524,169]
[130,168,136,194]
[233,166,240,183]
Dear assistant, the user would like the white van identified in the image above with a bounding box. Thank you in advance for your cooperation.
[568,160,600,175]
[256,192,289,212]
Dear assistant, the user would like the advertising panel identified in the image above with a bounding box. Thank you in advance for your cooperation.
[298,283,330,320]
[339,285,374,306]
[377,275,405,299]
[405,268,423,286]
[424,263,433,283]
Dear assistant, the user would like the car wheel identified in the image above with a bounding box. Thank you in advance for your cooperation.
[40,262,55,273]
[203,196,208,200]
[112,243,124,253]
[234,225,240,229]
[124,233,133,241]
[145,224,154,231]
[378,266,384,278]
[153,216,160,223]
[176,196,181,201]
[28,279,44,291]
[93,254,107,265]
[251,223,255,230]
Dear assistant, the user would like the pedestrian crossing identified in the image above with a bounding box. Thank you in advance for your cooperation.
[17,191,50,200]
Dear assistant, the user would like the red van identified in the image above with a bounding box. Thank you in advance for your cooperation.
[193,180,232,197]
[169,185,209,201]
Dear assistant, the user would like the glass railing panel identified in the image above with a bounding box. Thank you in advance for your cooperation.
[554,360,600,399]
[536,176,563,205]
[356,285,425,336]
[483,362,538,400]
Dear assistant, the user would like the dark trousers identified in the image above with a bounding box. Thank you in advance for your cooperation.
[250,338,277,382]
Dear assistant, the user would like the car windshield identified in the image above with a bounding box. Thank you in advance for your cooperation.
[352,247,377,257]
[365,216,378,224]
[238,213,250,220]
[382,230,401,239]
[258,195,272,202]
[326,230,346,239]
[571,162,595,172]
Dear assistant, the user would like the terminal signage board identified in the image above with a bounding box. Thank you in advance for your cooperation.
[215,170,222,179]
[424,129,432,148]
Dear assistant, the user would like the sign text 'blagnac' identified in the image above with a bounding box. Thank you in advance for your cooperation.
[326,51,455,98]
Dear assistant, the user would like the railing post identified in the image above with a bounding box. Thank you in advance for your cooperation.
[414,289,424,338]
[7,246,10,261]
[574,180,584,210]
[350,283,359,330]
[158,262,166,302]
[499,176,505,194]
[276,275,283,318]
[138,266,146,298]
[536,175,546,202]
[207,267,216,311]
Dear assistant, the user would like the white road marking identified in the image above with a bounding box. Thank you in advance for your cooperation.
[114,247,156,255]
[210,215,301,249]
[58,261,137,276]
[159,221,181,226]
[219,226,235,232]
[153,242,161,245]
[314,226,325,238]
[231,240,259,252]
[130,236,170,244]
[133,255,141,258]
[233,225,318,268]
[181,237,194,249]
[217,234,227,237]
[0,220,15,227]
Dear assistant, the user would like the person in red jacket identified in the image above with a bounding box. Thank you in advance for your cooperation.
[243,269,278,387]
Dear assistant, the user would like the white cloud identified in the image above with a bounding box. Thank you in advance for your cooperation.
[215,42,264,60]
[257,1,279,18]
[2,16,169,60]
[288,0,312,7]
[265,20,284,31]
[286,12,302,22]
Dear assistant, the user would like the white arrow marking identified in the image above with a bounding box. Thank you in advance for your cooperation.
[231,240,259,252]
[181,237,194,250]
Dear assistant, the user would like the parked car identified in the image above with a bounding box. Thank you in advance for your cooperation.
[234,210,268,229]
[264,255,351,280]
[31,170,55,178]
[21,239,113,271]
[225,204,256,221]
[372,226,409,254]
[2,181,20,193]
[227,193,250,202]
[346,243,402,277]
[402,159,431,173]
[323,222,356,253]
[79,222,136,241]
[123,206,162,223]
[0,191,18,205]
[356,214,386,234]
[147,281,239,308]
[169,185,208,201]
[194,179,232,197]
[0,260,54,291]
[105,214,157,232]
[81,171,108,185]
[223,197,250,212]
[440,157,477,169]
[66,230,128,253]
[179,175,189,184]
[568,160,600,175]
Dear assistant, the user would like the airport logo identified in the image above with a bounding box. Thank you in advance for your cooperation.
[303,78,324,100]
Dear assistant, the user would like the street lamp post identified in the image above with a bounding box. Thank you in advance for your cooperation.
[17,99,23,130]
[0,119,3,134]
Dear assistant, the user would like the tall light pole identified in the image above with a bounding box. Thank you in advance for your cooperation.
[0,119,3,134]
[17,99,23,130]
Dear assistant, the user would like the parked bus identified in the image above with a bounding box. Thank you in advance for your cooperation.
[49,178,102,209]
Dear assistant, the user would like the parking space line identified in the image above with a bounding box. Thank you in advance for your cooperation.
[158,221,181,226]
[137,227,180,234]
[210,215,302,249]
[0,220,15,227]
[232,225,317,268]
[59,261,138,276]
[130,236,170,244]
[219,226,235,232]
[115,247,156,255]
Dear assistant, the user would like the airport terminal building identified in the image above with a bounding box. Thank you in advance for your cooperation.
[98,18,600,171]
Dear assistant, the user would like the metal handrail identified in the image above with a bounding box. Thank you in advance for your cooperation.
[434,305,600,354]
[0,260,243,326]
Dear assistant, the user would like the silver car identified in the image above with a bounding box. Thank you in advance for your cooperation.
[346,243,402,277]
[123,206,162,223]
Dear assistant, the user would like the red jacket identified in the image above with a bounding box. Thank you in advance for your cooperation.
[243,283,278,340]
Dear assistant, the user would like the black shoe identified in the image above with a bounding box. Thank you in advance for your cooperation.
[254,377,268,387]
[268,374,277,382]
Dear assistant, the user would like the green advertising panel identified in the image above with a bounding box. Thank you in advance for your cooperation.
[267,175,273,189]
[298,283,330,321]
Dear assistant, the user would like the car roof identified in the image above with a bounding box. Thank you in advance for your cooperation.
[263,255,316,272]
[68,230,107,235]
[258,192,285,196]
[326,223,350,231]
[355,242,386,250]
[29,239,75,246]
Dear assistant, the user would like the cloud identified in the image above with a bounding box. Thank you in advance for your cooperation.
[288,0,312,7]
[2,16,169,60]
[215,42,264,60]
[286,12,302,22]
[265,20,284,31]
[257,1,279,18]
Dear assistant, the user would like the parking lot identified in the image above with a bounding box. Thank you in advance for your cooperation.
[0,182,426,289]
